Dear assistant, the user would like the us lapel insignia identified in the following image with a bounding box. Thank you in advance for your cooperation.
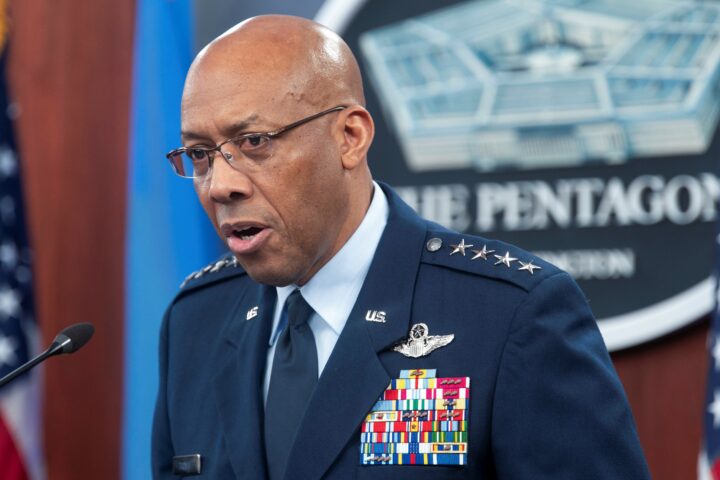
[246,306,259,321]
[360,369,470,466]
[393,323,454,358]
[365,310,386,323]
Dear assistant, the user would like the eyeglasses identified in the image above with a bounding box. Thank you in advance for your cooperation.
[166,105,347,179]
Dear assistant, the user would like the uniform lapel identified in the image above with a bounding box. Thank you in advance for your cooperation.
[283,187,428,479]
[212,284,275,480]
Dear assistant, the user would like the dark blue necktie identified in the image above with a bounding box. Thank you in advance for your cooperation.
[264,290,318,480]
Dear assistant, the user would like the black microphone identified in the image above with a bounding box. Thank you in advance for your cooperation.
[0,322,95,388]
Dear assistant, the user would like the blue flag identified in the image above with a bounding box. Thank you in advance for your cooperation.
[124,1,221,478]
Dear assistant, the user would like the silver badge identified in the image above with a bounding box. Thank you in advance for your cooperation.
[246,306,259,320]
[393,323,455,358]
[426,237,443,252]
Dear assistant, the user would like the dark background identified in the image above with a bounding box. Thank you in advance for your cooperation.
[345,0,718,320]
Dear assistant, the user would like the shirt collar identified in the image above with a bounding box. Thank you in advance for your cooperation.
[272,181,389,342]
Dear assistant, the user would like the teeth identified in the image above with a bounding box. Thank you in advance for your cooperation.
[231,226,262,241]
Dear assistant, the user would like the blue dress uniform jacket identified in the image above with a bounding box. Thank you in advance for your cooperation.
[152,183,650,479]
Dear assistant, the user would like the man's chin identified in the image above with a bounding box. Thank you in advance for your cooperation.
[238,258,299,287]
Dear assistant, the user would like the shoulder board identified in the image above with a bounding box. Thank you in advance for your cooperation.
[420,230,560,292]
[179,254,247,291]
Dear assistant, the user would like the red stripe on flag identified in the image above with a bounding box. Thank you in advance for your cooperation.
[0,415,29,480]
[711,458,720,480]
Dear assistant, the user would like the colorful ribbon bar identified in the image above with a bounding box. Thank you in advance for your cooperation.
[360,453,467,466]
[360,431,468,444]
[360,371,470,467]
[362,442,467,454]
[361,420,467,433]
[371,398,467,412]
[387,377,470,390]
[365,409,468,423]
[382,387,469,401]
[398,369,437,379]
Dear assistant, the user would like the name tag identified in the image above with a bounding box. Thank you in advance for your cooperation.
[172,454,202,476]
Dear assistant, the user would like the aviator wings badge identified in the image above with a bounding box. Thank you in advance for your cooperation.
[393,323,455,358]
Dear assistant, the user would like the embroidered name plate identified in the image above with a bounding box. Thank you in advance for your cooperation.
[360,369,470,466]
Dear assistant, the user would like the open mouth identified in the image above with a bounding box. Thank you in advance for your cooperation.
[232,226,264,240]
[221,222,270,254]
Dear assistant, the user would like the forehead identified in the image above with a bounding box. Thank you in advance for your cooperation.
[186,42,322,130]
[181,66,293,135]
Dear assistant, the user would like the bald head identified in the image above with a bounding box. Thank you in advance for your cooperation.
[180,15,376,287]
[184,15,365,116]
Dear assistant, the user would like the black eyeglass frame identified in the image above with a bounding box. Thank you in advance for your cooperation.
[166,105,348,178]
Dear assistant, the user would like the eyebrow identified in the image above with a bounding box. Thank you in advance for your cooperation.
[180,114,262,142]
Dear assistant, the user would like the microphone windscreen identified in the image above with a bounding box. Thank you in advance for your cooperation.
[55,323,95,353]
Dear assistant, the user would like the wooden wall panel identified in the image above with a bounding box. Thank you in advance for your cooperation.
[7,0,134,478]
[613,318,709,480]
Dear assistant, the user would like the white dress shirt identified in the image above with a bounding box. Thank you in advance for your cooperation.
[263,182,389,401]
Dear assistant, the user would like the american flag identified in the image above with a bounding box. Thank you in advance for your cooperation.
[700,209,720,478]
[0,41,45,480]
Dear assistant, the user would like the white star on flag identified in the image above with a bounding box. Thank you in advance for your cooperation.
[713,336,720,371]
[0,286,21,319]
[0,335,16,367]
[0,241,17,269]
[0,52,44,480]
[709,390,720,428]
[0,146,16,178]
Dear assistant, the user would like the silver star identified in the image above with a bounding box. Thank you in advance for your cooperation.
[471,245,494,260]
[494,251,518,268]
[449,239,473,256]
[0,287,20,319]
[0,335,16,367]
[209,259,226,273]
[710,390,720,427]
[518,260,542,275]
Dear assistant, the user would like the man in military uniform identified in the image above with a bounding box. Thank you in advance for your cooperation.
[152,15,650,480]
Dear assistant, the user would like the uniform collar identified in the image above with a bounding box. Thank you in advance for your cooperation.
[271,181,389,344]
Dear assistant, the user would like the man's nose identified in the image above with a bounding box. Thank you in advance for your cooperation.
[205,152,253,203]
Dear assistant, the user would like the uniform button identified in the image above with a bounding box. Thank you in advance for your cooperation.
[426,237,442,252]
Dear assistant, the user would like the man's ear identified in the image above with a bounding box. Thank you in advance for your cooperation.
[336,106,374,170]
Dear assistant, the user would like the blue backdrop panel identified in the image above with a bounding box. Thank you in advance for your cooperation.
[124,0,221,478]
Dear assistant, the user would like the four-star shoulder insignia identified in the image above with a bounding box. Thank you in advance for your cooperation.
[180,256,239,288]
[427,235,544,277]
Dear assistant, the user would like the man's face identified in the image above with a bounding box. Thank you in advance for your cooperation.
[180,60,350,286]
